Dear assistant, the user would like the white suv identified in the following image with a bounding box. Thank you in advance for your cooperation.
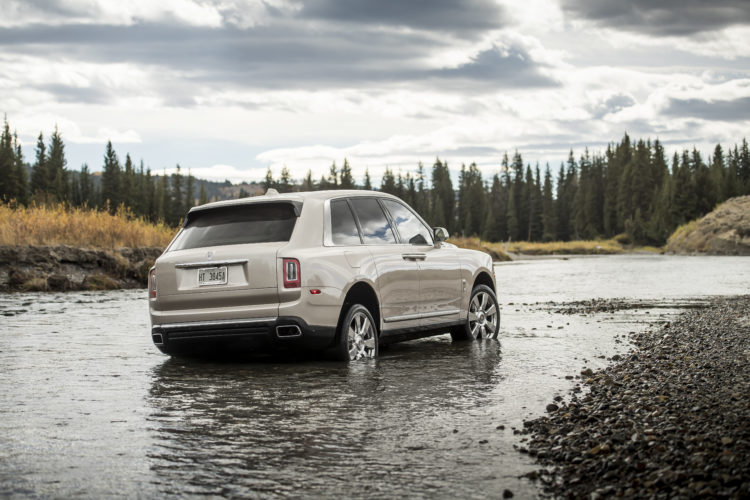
[149,189,499,361]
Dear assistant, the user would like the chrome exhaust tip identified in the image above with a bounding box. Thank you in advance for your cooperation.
[276,325,302,337]
[152,333,164,345]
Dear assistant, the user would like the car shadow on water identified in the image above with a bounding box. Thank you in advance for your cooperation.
[145,338,513,498]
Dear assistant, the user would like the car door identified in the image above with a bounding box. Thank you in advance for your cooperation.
[348,197,421,332]
[380,199,462,327]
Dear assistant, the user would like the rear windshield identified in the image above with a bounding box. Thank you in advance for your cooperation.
[170,203,297,251]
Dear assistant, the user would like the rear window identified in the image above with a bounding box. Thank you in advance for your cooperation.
[170,203,297,251]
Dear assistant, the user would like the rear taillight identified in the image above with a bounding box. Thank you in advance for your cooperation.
[283,258,300,288]
[149,268,157,299]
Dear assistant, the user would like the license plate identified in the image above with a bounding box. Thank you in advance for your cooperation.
[197,266,227,286]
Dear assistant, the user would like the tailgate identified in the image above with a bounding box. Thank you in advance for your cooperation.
[154,242,286,313]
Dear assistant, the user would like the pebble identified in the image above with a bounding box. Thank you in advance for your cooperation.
[519,296,750,498]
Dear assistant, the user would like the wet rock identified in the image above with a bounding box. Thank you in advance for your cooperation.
[503,488,514,498]
[47,274,72,291]
[545,403,559,413]
[519,296,750,499]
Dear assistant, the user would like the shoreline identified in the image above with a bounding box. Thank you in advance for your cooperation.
[0,245,162,292]
[519,295,750,498]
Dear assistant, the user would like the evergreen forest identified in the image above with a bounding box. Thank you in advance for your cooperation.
[1,116,748,245]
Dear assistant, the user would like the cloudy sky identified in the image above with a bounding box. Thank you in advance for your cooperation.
[1,0,749,183]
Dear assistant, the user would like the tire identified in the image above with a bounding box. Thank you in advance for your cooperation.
[450,284,500,341]
[330,304,378,361]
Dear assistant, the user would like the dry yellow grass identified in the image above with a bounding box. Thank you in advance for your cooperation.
[499,239,624,255]
[0,203,176,249]
[449,236,663,257]
[448,236,512,261]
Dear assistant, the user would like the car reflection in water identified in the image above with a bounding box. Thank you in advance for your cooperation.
[146,338,506,498]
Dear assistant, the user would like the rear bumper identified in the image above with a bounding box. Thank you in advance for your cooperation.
[151,316,336,356]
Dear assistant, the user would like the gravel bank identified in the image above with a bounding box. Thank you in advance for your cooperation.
[520,295,750,498]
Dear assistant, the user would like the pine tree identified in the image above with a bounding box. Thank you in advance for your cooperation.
[511,152,526,240]
[101,141,121,213]
[11,132,28,204]
[739,138,750,194]
[30,133,48,201]
[198,183,208,205]
[328,162,338,188]
[541,164,555,241]
[122,153,135,207]
[363,169,372,190]
[170,165,184,225]
[555,163,570,240]
[431,158,455,234]
[529,165,543,241]
[405,172,416,207]
[725,147,740,199]
[483,173,506,242]
[145,168,155,219]
[279,167,292,192]
[672,151,697,225]
[302,170,315,191]
[414,162,428,216]
[0,117,13,201]
[263,168,276,192]
[185,171,195,210]
[155,172,168,222]
[339,159,355,189]
[709,144,725,205]
[692,148,715,216]
[80,164,93,207]
[380,168,396,195]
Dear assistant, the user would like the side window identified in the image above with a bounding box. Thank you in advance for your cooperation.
[330,200,361,245]
[382,199,433,245]
[350,198,397,244]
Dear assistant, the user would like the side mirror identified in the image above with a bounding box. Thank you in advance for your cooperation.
[433,227,449,243]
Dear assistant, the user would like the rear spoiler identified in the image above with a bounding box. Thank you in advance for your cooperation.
[183,200,303,227]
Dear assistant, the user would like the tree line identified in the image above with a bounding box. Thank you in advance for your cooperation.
[0,117,206,226]
[1,116,748,244]
[265,136,749,245]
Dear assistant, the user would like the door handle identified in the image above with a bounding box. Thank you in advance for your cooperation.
[402,253,426,261]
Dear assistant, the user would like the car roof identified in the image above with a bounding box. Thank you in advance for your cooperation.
[188,189,399,214]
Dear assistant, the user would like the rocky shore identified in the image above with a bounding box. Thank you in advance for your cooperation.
[0,245,163,292]
[519,295,750,498]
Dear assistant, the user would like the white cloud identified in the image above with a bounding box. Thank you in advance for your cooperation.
[0,0,224,27]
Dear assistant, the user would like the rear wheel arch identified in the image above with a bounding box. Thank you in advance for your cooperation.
[337,281,381,338]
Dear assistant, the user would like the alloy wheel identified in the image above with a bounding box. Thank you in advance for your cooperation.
[468,291,499,339]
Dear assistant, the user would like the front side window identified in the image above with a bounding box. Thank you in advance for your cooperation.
[170,203,297,251]
[349,198,396,244]
[330,199,361,245]
[382,199,433,245]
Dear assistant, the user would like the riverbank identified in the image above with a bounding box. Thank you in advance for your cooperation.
[0,245,162,292]
[519,295,750,498]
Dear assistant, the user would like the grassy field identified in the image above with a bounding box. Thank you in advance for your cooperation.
[450,236,663,259]
[0,203,176,249]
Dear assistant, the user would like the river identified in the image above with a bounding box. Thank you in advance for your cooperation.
[1,255,747,498]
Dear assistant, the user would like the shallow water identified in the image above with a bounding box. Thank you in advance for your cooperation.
[0,255,747,498]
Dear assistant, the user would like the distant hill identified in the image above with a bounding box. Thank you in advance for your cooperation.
[666,196,750,255]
